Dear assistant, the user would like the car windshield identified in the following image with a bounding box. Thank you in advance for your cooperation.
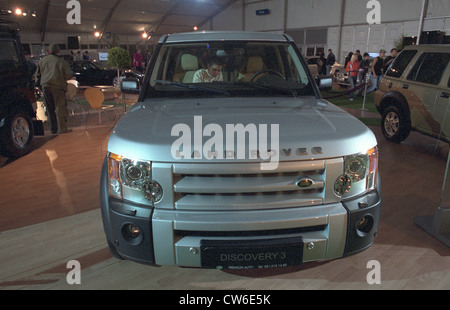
[146,41,314,98]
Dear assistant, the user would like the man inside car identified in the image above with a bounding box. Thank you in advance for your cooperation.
[193,56,224,83]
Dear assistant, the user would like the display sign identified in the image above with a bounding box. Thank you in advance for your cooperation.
[98,52,108,61]
[256,9,270,16]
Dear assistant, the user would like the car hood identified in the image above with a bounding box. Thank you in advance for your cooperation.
[108,97,377,162]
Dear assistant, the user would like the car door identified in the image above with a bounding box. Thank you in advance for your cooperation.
[0,39,27,89]
[432,65,450,141]
[405,51,450,139]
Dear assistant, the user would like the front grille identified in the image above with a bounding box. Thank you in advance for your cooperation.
[171,159,342,211]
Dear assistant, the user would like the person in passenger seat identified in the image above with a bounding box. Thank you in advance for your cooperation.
[193,56,224,83]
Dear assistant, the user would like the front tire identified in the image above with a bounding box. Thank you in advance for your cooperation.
[381,106,411,143]
[0,110,34,158]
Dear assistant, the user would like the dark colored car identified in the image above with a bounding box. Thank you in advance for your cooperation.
[70,60,144,87]
[70,61,116,86]
[0,22,42,158]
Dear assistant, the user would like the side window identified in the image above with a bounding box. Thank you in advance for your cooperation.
[385,50,417,78]
[407,52,450,85]
[0,40,20,70]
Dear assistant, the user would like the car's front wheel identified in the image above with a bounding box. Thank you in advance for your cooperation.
[0,110,34,158]
[381,105,411,143]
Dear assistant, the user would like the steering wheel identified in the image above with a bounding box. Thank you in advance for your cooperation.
[250,69,285,82]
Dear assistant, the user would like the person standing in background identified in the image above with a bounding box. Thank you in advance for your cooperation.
[346,54,360,101]
[366,49,386,95]
[326,49,336,76]
[35,44,73,134]
[133,49,143,73]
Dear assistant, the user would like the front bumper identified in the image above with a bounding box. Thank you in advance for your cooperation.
[100,160,381,268]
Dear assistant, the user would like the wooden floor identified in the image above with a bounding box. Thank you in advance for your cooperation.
[0,109,449,290]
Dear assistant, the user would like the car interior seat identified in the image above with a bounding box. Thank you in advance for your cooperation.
[172,54,199,83]
[241,56,265,82]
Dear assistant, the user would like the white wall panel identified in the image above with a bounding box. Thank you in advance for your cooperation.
[354,25,370,52]
[327,27,340,54]
[211,1,244,31]
[286,0,341,29]
[368,24,385,53]
[344,0,424,25]
[427,0,450,18]
[244,0,285,31]
[384,23,403,50]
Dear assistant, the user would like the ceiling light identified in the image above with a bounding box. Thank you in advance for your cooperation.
[15,8,22,15]
[142,32,148,39]
[193,26,198,31]
[94,31,101,38]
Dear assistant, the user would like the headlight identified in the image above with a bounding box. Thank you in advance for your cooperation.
[334,147,378,198]
[107,153,163,205]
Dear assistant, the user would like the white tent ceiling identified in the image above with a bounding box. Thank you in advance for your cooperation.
[0,0,238,40]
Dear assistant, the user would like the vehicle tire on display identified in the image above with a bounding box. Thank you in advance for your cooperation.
[0,109,34,158]
[381,105,411,143]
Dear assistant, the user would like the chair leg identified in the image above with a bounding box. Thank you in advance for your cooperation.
[85,110,91,130]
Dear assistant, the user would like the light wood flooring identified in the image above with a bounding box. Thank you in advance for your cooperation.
[0,111,449,290]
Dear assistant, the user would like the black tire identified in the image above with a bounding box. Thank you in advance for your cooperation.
[0,110,34,158]
[381,105,411,143]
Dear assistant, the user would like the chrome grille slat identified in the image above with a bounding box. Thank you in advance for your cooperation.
[172,161,325,175]
[174,175,324,194]
[175,192,323,210]
[168,159,343,211]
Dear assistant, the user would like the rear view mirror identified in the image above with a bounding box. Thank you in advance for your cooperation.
[121,77,140,94]
[316,75,333,91]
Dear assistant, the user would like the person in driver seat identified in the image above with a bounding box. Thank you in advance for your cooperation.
[193,56,224,83]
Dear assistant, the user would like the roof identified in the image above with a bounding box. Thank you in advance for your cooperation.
[403,44,450,52]
[161,31,292,43]
[0,0,240,41]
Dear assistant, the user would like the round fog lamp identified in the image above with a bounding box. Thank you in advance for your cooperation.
[143,180,163,202]
[334,174,352,196]
[355,214,374,236]
[121,223,143,244]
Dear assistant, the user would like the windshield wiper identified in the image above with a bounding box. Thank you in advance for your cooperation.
[235,82,298,97]
[153,80,230,96]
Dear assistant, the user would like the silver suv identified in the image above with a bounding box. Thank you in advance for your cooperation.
[375,44,449,143]
[100,31,381,269]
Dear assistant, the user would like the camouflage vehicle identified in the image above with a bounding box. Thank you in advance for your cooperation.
[375,44,449,143]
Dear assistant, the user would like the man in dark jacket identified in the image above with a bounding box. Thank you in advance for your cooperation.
[326,49,336,75]
[35,44,73,134]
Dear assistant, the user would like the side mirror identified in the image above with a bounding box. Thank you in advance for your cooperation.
[316,75,333,91]
[121,77,140,94]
